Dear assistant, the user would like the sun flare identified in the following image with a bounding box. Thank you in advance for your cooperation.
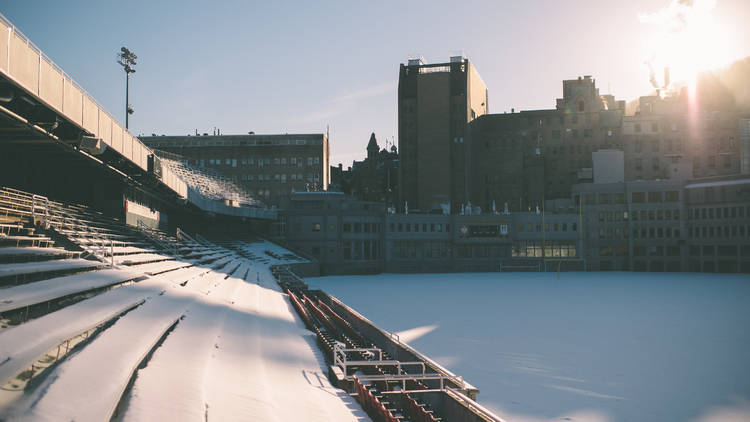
[642,0,736,90]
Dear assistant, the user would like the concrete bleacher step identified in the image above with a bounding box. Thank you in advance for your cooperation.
[0,247,82,264]
[0,267,145,315]
[0,259,102,287]
[115,253,174,266]
[0,235,54,248]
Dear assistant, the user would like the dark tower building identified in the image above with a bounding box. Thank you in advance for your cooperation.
[366,133,379,160]
[398,56,488,213]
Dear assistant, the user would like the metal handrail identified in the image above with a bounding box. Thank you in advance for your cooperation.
[175,227,199,245]
[0,187,113,264]
[136,220,177,255]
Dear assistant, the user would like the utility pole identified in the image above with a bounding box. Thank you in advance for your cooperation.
[117,47,137,129]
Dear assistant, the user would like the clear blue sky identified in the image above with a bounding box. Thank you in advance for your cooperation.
[2,1,748,166]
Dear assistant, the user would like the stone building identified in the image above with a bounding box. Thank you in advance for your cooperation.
[140,133,329,208]
[467,75,625,211]
[330,133,399,206]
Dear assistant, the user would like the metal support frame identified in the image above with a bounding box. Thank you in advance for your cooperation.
[334,343,465,393]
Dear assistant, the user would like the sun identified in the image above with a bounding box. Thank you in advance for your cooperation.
[642,0,737,90]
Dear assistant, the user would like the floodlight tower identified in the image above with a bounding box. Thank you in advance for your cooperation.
[117,47,137,129]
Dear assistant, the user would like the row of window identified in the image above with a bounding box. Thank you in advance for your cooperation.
[511,241,577,258]
[630,191,680,203]
[629,122,679,133]
[689,206,747,220]
[239,173,318,183]
[694,155,733,169]
[632,208,680,221]
[392,241,452,260]
[199,157,320,168]
[631,137,684,152]
[630,226,681,240]
[689,225,747,239]
[689,245,750,257]
[342,240,381,260]
[343,222,381,234]
[150,139,313,147]
[389,222,449,233]
[518,222,577,232]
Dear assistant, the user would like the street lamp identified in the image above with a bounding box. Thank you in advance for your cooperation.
[117,47,137,129]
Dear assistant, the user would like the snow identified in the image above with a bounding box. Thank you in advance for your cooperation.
[0,265,212,388]
[0,267,143,312]
[310,272,750,422]
[125,259,193,275]
[0,242,368,422]
[0,247,74,258]
[114,253,173,265]
[231,240,307,265]
[0,259,100,278]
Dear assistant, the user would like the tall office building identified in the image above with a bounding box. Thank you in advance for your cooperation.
[398,56,488,212]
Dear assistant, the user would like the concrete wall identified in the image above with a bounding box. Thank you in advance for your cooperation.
[39,58,63,110]
[593,149,625,183]
[0,19,9,74]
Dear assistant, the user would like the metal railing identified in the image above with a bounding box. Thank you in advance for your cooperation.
[333,343,466,394]
[136,220,177,255]
[1,187,114,265]
[175,227,198,245]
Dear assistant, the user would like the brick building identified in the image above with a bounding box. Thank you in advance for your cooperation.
[140,133,329,208]
[398,56,488,213]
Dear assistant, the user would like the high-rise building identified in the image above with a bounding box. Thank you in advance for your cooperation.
[398,56,488,213]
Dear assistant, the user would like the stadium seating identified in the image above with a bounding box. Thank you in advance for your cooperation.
[154,150,263,207]
[0,186,263,391]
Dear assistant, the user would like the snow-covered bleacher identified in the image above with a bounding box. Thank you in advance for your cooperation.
[153,150,263,208]
[0,187,361,421]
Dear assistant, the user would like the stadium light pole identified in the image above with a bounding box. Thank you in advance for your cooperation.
[117,47,137,129]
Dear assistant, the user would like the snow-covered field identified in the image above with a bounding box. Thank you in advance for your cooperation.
[309,272,750,422]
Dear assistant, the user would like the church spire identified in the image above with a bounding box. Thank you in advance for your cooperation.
[366,132,379,160]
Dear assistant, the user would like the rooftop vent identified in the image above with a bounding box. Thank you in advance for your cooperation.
[450,55,465,63]
[407,56,425,66]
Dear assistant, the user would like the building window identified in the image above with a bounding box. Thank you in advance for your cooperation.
[635,123,642,133]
